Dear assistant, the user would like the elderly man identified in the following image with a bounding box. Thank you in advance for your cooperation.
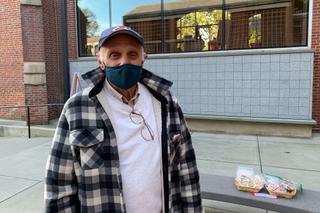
[45,26,202,213]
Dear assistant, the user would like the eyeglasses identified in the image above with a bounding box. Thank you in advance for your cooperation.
[129,110,155,141]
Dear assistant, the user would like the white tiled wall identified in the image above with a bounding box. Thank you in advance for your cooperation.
[70,49,314,121]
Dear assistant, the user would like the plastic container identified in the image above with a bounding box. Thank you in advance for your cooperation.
[235,167,264,193]
[264,174,303,199]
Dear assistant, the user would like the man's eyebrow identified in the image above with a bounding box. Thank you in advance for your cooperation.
[108,50,120,55]
[128,50,138,54]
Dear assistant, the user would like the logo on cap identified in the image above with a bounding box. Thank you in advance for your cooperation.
[113,26,128,31]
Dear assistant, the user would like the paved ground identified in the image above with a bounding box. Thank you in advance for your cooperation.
[0,137,50,213]
[192,132,320,213]
[0,132,319,213]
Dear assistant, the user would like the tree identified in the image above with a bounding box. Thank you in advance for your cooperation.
[82,8,99,37]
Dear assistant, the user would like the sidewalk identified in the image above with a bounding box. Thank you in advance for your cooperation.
[192,132,320,212]
[0,129,319,212]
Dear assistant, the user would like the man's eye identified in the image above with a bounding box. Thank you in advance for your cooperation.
[129,53,138,58]
[110,53,119,58]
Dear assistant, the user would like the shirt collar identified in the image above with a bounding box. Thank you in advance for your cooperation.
[105,80,140,106]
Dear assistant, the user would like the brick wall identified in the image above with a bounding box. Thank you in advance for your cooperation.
[21,4,49,124]
[21,5,45,62]
[67,0,77,59]
[78,9,88,56]
[312,0,320,130]
[0,0,26,120]
[42,0,65,120]
[24,86,48,124]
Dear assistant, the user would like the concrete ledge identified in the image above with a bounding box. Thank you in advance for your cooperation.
[24,74,46,85]
[24,62,46,85]
[21,0,42,6]
[186,118,313,138]
[0,126,3,137]
[149,47,314,59]
[185,114,317,125]
[24,62,45,74]
[0,125,54,137]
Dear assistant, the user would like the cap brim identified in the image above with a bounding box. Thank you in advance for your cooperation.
[99,30,143,49]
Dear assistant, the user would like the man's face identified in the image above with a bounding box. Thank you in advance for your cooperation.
[100,34,144,67]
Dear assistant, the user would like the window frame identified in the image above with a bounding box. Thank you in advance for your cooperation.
[75,0,312,57]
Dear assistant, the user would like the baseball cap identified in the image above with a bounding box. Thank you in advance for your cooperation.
[98,26,144,49]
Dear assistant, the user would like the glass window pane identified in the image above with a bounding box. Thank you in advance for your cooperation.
[77,0,309,56]
[77,0,109,57]
[164,0,223,53]
[224,0,309,49]
[113,0,161,54]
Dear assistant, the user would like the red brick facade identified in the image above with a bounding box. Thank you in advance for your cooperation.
[312,0,320,130]
[21,4,48,124]
[21,5,45,62]
[0,0,26,120]
[42,0,65,121]
[67,0,78,59]
[0,1,65,124]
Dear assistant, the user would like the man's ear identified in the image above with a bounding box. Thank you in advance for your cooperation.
[96,52,105,69]
[142,52,148,66]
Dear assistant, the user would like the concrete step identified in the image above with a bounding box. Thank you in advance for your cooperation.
[0,125,55,137]
[0,119,55,137]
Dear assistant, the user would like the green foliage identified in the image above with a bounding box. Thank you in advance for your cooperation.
[249,31,257,46]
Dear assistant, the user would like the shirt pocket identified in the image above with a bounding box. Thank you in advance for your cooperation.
[70,128,105,169]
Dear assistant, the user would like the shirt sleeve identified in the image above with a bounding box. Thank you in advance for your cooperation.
[176,103,203,212]
[44,108,80,213]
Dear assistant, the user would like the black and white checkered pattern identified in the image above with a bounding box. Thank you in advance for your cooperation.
[45,67,202,212]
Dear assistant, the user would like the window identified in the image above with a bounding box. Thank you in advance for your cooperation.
[224,0,309,49]
[77,0,309,56]
[248,14,261,48]
[121,0,161,54]
[77,0,109,57]
[292,0,308,46]
[173,9,222,52]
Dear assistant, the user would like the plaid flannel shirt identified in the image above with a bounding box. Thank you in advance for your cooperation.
[45,68,202,213]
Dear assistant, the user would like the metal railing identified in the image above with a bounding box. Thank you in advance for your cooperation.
[0,103,64,138]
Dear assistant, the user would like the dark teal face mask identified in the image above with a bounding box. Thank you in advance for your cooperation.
[104,64,142,90]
